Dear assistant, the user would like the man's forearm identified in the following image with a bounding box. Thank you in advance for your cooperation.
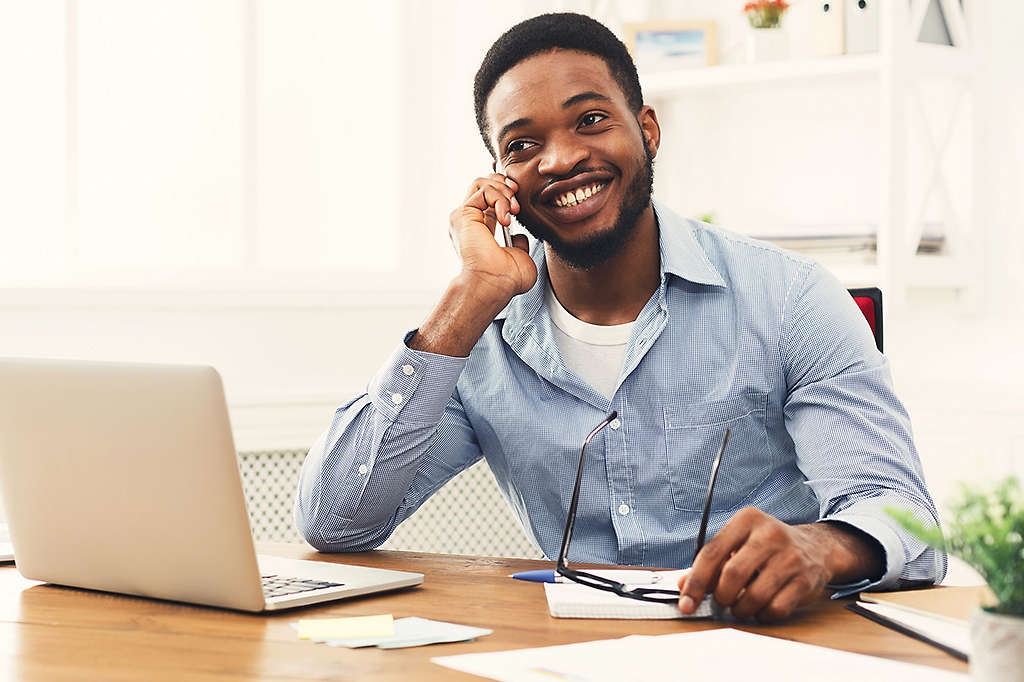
[806,521,885,585]
[407,274,512,357]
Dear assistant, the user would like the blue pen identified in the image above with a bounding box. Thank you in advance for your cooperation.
[509,569,562,583]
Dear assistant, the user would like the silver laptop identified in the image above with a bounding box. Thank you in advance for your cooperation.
[0,358,422,612]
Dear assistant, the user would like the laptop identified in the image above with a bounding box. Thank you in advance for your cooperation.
[0,358,422,612]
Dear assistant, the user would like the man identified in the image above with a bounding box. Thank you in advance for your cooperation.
[296,13,944,622]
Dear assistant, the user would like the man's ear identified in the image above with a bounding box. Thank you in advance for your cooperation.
[637,105,661,159]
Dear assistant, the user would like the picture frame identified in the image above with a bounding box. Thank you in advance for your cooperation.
[623,21,718,72]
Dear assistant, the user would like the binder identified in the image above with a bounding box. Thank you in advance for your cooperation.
[845,0,879,54]
[811,0,846,57]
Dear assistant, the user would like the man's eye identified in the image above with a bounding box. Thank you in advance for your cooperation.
[580,112,608,127]
[507,140,535,154]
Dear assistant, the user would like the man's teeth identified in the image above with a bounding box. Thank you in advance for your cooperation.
[553,183,605,208]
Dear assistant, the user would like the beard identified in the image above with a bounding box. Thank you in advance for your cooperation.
[514,142,655,271]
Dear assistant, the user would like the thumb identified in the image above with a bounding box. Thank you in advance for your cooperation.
[511,233,529,252]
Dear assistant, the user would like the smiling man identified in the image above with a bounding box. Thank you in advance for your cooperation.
[296,13,945,621]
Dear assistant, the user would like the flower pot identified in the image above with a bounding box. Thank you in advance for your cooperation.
[746,27,789,63]
[970,608,1024,681]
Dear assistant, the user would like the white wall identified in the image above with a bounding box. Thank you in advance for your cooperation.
[0,1,1021,518]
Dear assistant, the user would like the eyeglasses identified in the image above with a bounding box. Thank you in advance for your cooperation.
[555,411,731,604]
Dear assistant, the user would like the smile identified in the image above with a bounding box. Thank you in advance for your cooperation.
[552,182,606,208]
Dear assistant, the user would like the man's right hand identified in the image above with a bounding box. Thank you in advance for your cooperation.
[407,175,538,358]
[448,174,537,306]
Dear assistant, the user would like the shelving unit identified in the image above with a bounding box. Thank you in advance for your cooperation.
[638,1,980,309]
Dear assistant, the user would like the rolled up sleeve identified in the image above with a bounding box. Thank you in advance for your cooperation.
[781,264,947,594]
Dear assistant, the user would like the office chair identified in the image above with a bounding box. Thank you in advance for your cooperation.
[848,287,883,352]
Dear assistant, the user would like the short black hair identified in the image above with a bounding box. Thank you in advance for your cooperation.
[473,13,643,157]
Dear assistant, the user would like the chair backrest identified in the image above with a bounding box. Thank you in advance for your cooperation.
[848,287,883,352]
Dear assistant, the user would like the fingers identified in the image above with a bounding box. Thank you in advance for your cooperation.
[463,175,519,227]
[712,541,773,610]
[680,508,831,622]
[679,511,755,614]
[754,573,817,622]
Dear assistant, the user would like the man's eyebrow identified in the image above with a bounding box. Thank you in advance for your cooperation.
[562,91,612,108]
[496,117,532,149]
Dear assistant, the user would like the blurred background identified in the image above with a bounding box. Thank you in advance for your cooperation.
[0,1,1020,545]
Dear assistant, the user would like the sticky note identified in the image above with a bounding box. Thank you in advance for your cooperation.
[296,614,394,640]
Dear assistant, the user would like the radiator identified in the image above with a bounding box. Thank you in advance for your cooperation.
[237,450,543,559]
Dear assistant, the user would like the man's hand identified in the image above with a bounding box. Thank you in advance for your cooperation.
[448,174,537,304]
[408,174,537,358]
[677,507,884,622]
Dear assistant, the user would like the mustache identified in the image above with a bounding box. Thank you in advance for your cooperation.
[538,164,615,193]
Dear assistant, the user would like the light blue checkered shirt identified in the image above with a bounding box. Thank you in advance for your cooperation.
[296,201,945,595]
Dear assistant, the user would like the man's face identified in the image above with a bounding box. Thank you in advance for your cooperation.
[485,50,659,270]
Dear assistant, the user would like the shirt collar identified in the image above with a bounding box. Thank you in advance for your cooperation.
[652,200,727,288]
[496,199,727,334]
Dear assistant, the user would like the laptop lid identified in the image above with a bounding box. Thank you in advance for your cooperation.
[0,359,268,611]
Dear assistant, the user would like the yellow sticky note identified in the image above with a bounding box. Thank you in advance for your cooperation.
[296,614,394,640]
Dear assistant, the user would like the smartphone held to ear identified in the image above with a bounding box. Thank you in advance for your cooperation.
[499,223,514,249]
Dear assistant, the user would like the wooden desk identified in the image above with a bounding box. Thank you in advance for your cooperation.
[0,543,968,681]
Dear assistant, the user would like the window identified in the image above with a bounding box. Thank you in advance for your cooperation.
[1,1,408,294]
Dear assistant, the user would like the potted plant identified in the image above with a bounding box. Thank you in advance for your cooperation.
[889,477,1024,681]
[743,0,790,62]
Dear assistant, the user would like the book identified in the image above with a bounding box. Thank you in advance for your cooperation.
[846,586,996,661]
[861,585,996,622]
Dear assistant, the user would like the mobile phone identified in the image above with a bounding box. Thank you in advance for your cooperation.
[500,222,513,248]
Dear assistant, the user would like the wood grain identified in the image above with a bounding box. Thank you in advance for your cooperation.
[0,544,968,681]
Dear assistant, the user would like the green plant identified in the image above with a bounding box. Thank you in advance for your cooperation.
[888,476,1024,616]
[743,0,790,29]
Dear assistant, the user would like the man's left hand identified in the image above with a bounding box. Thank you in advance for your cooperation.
[677,507,883,622]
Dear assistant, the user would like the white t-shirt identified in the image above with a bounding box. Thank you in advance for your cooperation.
[545,283,634,400]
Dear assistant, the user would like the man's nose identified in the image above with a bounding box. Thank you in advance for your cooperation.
[536,132,589,177]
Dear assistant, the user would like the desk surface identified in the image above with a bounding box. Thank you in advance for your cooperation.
[0,543,968,681]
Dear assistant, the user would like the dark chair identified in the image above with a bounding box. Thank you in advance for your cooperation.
[848,287,883,352]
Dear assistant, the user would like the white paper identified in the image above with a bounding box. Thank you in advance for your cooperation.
[432,628,968,682]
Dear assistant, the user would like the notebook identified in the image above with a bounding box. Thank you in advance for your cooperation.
[544,569,714,619]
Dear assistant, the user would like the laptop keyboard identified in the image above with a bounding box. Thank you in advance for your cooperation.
[261,574,345,599]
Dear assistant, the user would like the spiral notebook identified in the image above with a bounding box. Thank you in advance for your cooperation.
[544,569,713,619]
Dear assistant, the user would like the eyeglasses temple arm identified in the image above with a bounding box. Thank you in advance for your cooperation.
[557,411,617,569]
[693,428,731,563]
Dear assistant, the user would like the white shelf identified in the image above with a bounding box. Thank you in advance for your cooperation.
[641,53,881,97]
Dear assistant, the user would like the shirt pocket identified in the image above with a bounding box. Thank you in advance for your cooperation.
[662,393,770,512]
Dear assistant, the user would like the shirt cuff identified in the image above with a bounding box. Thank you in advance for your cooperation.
[819,510,907,599]
[367,329,469,426]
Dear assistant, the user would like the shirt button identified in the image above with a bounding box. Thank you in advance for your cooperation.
[402,364,414,376]
[618,503,630,516]
[391,392,403,404]
[609,418,621,430]
[358,464,368,475]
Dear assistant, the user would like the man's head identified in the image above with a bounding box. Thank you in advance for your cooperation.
[473,13,660,270]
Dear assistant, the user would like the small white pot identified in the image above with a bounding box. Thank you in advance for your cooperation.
[970,608,1024,681]
[746,27,789,63]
